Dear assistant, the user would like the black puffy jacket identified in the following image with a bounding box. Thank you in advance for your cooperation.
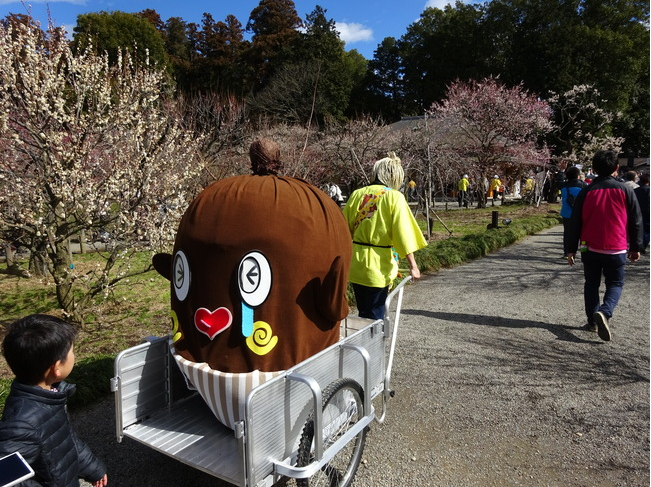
[0,381,105,487]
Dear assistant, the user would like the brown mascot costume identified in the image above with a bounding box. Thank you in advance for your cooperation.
[153,139,352,428]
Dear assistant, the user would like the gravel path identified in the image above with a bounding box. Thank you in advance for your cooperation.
[77,225,650,486]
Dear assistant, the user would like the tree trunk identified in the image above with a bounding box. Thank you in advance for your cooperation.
[80,230,87,254]
[2,243,25,276]
[4,243,15,267]
[51,239,81,323]
[28,246,50,277]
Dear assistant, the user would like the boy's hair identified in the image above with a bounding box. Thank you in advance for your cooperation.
[565,166,581,180]
[592,150,619,176]
[2,314,77,385]
[624,171,637,182]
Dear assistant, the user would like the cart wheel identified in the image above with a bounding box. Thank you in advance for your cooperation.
[296,378,366,487]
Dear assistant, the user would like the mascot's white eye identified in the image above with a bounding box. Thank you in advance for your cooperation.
[173,250,191,302]
[238,251,272,307]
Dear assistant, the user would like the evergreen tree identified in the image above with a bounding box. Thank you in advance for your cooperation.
[72,11,168,68]
[193,13,249,94]
[358,37,405,120]
[163,17,193,91]
[246,0,302,89]
[249,5,366,125]
[294,5,353,122]
[136,8,165,32]
[400,2,486,113]
[343,48,369,119]
[362,0,648,156]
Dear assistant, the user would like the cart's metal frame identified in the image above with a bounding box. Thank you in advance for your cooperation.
[112,277,410,487]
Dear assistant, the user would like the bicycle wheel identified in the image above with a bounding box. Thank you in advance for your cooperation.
[296,378,366,487]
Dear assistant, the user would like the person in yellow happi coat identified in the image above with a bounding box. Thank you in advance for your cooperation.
[343,152,428,319]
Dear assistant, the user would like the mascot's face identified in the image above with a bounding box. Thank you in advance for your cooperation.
[153,175,351,373]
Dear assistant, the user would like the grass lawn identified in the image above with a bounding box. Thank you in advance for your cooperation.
[0,200,562,411]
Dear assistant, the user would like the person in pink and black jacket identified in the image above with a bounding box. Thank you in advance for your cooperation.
[565,150,643,342]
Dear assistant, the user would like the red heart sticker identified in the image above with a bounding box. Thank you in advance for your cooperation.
[194,307,233,340]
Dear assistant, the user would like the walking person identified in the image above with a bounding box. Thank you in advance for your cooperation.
[634,173,649,253]
[560,166,586,256]
[326,182,344,207]
[489,175,502,206]
[343,152,428,320]
[458,174,469,208]
[623,170,639,190]
[565,150,643,341]
[407,179,417,202]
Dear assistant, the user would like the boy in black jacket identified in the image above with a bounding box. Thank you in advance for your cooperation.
[0,314,108,487]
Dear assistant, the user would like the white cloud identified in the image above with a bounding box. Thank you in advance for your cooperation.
[335,21,374,44]
[425,0,455,10]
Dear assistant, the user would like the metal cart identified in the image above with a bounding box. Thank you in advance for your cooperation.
[112,277,410,487]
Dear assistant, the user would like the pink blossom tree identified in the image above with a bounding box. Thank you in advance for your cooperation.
[0,21,207,323]
[427,77,553,207]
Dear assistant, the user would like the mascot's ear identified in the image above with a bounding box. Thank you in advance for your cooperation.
[316,256,349,322]
[152,253,173,281]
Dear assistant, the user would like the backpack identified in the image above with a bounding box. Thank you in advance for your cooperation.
[566,192,576,208]
[565,181,585,208]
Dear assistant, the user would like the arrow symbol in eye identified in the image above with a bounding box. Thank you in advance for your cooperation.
[246,264,259,285]
[238,251,271,307]
[175,259,184,285]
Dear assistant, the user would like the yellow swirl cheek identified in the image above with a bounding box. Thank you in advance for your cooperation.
[170,310,183,343]
[246,321,278,356]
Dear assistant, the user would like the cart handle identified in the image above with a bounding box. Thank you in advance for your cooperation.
[377,275,411,424]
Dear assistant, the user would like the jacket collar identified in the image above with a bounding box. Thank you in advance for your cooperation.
[10,380,75,405]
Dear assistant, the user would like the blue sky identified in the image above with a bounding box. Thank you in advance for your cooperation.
[0,0,474,59]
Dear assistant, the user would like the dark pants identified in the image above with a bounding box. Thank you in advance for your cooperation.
[562,217,572,256]
[581,251,626,324]
[352,284,389,320]
[458,190,468,208]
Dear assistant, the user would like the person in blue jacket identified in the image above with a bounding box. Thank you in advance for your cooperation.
[0,314,108,487]
[560,166,586,257]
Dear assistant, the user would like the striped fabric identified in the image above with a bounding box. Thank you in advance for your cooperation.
[171,345,283,430]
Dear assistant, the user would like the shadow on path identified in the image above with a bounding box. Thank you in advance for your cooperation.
[403,308,594,343]
[401,308,649,387]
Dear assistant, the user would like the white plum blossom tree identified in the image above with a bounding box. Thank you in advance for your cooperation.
[0,21,206,323]
[548,84,624,168]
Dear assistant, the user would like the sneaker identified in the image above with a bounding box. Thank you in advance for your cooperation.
[582,323,597,333]
[594,311,611,341]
